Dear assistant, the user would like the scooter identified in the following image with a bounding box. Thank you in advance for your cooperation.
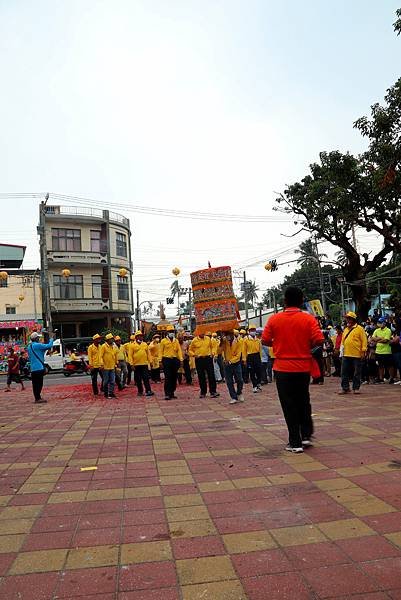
[63,360,90,377]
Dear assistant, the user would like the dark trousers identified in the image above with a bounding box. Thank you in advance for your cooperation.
[332,353,341,376]
[225,362,243,400]
[127,363,132,385]
[134,365,152,394]
[247,353,262,387]
[183,358,192,384]
[275,371,313,448]
[31,369,45,401]
[162,357,179,398]
[241,360,249,383]
[261,362,268,384]
[195,356,217,395]
[216,355,225,381]
[90,368,103,394]
[341,357,362,391]
[150,367,161,383]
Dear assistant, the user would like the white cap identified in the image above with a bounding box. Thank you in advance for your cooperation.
[30,332,40,340]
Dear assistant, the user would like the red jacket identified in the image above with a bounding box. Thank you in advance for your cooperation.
[262,308,324,372]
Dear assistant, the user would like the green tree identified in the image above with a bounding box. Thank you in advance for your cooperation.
[238,279,259,310]
[294,238,327,267]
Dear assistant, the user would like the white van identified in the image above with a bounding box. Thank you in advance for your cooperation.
[44,339,64,372]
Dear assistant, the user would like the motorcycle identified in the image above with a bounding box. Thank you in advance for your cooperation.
[63,360,90,377]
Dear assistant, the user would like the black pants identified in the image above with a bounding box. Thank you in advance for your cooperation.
[275,371,313,448]
[31,369,45,401]
[183,358,192,384]
[127,363,132,385]
[134,365,152,394]
[90,368,103,395]
[150,367,161,383]
[247,353,262,387]
[195,356,217,395]
[162,357,180,398]
[261,362,268,384]
[216,355,225,381]
[332,353,341,376]
[241,360,249,383]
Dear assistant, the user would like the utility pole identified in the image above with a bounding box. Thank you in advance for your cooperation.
[38,195,53,334]
[188,289,193,332]
[243,271,249,326]
[377,280,382,315]
[314,237,326,314]
[136,289,140,330]
[338,277,345,316]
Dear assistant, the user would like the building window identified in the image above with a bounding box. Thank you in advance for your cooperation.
[52,228,81,251]
[53,275,83,299]
[92,275,102,299]
[117,276,129,301]
[90,230,101,252]
[116,232,127,257]
[5,306,16,314]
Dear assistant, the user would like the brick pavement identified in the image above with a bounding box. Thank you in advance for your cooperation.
[0,378,401,599]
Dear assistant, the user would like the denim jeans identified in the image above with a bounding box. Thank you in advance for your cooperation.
[103,369,115,397]
[224,362,243,400]
[341,357,362,391]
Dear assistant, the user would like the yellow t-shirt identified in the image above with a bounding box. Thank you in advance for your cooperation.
[100,343,118,369]
[189,336,213,358]
[342,325,368,358]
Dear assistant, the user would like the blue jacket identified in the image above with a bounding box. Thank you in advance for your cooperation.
[261,345,270,363]
[27,339,53,372]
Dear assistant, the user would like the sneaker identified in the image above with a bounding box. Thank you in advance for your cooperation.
[353,389,361,395]
[171,394,178,399]
[145,391,155,396]
[257,384,262,390]
[35,398,47,403]
[237,393,245,402]
[361,381,368,385]
[229,398,238,404]
[394,380,401,385]
[302,439,313,447]
[211,392,220,398]
[199,394,206,399]
[138,392,144,397]
[337,390,350,395]
[285,445,304,453]
[164,395,171,400]
[253,387,260,393]
[389,378,395,385]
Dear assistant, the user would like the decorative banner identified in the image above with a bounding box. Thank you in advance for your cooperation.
[191,266,239,335]
[305,299,324,317]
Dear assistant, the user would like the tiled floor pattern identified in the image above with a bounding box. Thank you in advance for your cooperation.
[0,378,401,599]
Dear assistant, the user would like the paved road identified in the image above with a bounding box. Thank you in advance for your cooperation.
[0,371,89,390]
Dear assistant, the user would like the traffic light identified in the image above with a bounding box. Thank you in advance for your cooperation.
[264,259,278,272]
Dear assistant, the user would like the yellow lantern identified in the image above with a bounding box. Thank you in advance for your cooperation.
[18,294,25,302]
[172,267,180,276]
[0,271,8,281]
[264,263,272,271]
[118,267,128,278]
[61,268,71,278]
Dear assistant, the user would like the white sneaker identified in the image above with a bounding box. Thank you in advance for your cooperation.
[237,393,245,402]
[302,439,313,447]
[257,384,262,390]
[285,445,304,453]
[394,381,401,385]
[229,398,238,404]
[253,387,260,393]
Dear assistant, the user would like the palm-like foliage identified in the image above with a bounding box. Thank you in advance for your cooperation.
[295,238,327,267]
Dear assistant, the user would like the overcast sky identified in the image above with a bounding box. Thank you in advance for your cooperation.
[0,0,399,313]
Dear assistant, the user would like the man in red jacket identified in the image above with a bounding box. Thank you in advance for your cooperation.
[262,287,324,453]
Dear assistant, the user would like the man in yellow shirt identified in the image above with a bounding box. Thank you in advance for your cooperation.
[87,333,103,395]
[159,326,183,400]
[189,333,220,399]
[220,330,244,404]
[243,326,262,393]
[114,335,128,390]
[128,331,154,397]
[148,334,162,383]
[239,329,249,383]
[339,311,368,395]
[125,334,136,385]
[100,333,118,399]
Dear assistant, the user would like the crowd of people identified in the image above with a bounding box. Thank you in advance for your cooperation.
[86,324,271,403]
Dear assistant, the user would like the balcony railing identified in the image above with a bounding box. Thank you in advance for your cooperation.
[48,251,108,264]
[45,205,129,227]
[50,298,110,311]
